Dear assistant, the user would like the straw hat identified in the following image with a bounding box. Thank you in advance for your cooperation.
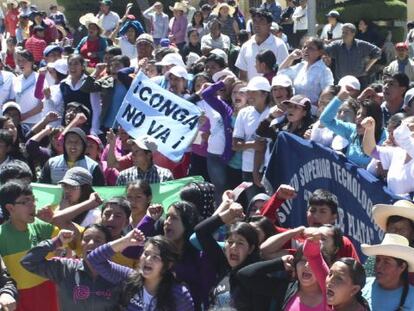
[79,13,104,31]
[213,2,235,16]
[361,233,414,272]
[372,200,414,231]
[169,2,187,13]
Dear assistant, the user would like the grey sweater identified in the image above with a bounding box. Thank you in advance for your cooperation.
[21,238,121,311]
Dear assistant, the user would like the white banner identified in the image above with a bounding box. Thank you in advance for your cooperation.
[116,71,201,162]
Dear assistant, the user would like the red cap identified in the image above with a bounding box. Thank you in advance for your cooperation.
[395,42,408,50]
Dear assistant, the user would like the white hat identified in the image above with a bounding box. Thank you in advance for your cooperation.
[212,68,236,83]
[326,10,340,18]
[127,135,158,152]
[372,200,414,231]
[338,75,361,91]
[210,48,228,64]
[186,52,201,69]
[240,76,271,92]
[272,74,293,88]
[79,13,104,31]
[271,22,279,31]
[2,102,21,114]
[47,58,68,75]
[155,53,185,68]
[403,88,414,108]
[166,65,189,80]
[361,233,414,272]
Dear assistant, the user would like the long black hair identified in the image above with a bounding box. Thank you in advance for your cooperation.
[395,258,410,311]
[359,99,383,142]
[119,236,180,311]
[334,257,369,310]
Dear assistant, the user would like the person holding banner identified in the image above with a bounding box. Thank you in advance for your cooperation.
[320,85,386,168]
[116,136,173,186]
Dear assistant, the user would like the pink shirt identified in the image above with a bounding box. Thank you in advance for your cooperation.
[285,294,327,311]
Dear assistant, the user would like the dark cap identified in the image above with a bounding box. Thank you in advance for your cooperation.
[33,25,45,32]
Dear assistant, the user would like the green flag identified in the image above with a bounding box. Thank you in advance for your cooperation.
[32,176,204,212]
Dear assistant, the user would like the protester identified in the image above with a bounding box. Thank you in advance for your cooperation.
[361,233,414,310]
[143,2,169,46]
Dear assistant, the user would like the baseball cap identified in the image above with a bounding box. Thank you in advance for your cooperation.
[166,65,189,80]
[47,58,68,75]
[155,53,185,68]
[2,102,21,114]
[127,135,158,152]
[136,33,154,46]
[209,48,228,64]
[403,88,414,108]
[282,94,311,107]
[338,75,361,91]
[100,0,112,5]
[395,42,408,50]
[326,10,340,18]
[58,167,93,186]
[160,38,170,47]
[240,76,271,92]
[43,45,62,57]
[212,68,236,82]
[272,74,293,88]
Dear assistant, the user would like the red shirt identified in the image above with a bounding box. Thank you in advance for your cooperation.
[259,193,360,261]
[24,35,47,62]
[80,38,100,68]
[5,9,19,37]
[5,51,15,69]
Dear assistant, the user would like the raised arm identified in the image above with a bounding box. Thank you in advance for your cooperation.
[260,226,305,260]
[87,229,144,284]
[361,117,377,157]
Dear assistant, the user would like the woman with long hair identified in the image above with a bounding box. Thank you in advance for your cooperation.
[320,86,386,168]
[87,230,194,310]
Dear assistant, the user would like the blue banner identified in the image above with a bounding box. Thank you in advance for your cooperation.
[116,71,202,162]
[263,132,402,260]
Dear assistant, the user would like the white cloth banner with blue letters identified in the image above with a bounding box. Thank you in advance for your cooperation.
[116,71,201,162]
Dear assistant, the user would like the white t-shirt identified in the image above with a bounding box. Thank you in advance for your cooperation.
[292,5,308,32]
[43,84,64,127]
[98,11,120,33]
[80,208,102,228]
[320,22,343,40]
[235,34,289,80]
[233,105,270,172]
[197,100,225,155]
[378,146,414,197]
[12,72,41,124]
[0,70,14,108]
[118,36,137,60]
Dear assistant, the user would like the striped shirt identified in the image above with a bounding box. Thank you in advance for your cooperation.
[116,164,173,185]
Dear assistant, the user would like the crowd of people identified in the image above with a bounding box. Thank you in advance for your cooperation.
[0,0,412,310]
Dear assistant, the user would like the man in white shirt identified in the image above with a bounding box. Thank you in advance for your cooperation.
[235,8,288,81]
[201,18,231,55]
[96,0,120,37]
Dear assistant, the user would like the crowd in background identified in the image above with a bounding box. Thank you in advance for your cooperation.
[0,0,412,310]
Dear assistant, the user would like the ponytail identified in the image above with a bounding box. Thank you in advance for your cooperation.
[397,268,410,311]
